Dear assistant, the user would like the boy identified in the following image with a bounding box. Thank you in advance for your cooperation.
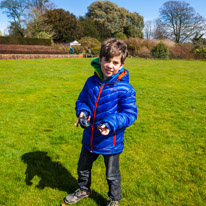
[64,39,137,206]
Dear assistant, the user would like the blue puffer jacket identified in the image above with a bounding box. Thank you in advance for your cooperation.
[76,58,137,155]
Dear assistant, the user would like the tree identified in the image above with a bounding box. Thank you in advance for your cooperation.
[93,20,112,41]
[159,1,206,43]
[26,8,54,39]
[86,1,123,34]
[192,33,206,49]
[27,0,55,13]
[79,17,111,41]
[124,11,144,38]
[152,18,168,40]
[86,1,144,38]
[0,0,27,37]
[44,9,82,42]
[25,0,55,39]
[144,21,153,39]
[28,0,49,10]
[79,17,101,40]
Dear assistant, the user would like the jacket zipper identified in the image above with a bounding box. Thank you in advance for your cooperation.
[90,83,116,152]
[113,131,117,146]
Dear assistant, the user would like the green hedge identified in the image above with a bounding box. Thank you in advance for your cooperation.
[0,37,52,46]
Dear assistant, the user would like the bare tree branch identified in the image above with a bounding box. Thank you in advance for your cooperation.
[159,1,206,43]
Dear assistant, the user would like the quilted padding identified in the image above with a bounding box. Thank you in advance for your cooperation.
[76,68,137,155]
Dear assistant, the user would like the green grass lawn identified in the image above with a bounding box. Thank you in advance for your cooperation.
[0,58,205,206]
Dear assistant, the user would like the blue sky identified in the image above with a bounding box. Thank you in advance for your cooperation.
[0,0,206,34]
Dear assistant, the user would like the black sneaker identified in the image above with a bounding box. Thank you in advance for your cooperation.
[64,189,92,204]
[107,198,119,206]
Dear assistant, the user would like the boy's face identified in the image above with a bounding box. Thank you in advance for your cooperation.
[100,55,124,80]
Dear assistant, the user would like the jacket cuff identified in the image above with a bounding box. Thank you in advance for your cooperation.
[77,110,90,117]
[102,122,111,132]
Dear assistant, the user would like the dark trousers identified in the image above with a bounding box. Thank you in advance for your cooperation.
[77,146,122,201]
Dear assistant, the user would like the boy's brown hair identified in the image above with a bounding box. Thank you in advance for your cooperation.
[100,38,128,65]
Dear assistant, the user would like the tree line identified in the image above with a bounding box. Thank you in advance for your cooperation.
[0,0,144,42]
[0,0,206,44]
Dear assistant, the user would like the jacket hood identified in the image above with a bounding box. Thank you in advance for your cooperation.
[91,57,104,82]
[91,57,129,83]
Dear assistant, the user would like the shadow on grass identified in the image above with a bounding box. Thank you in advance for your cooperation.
[21,151,107,205]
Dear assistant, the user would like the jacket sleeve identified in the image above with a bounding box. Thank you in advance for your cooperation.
[102,87,137,132]
[75,79,92,117]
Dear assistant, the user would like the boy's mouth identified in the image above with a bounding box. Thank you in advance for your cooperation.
[105,68,113,74]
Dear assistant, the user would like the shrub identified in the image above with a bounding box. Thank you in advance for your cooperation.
[52,43,70,53]
[136,46,152,58]
[78,37,101,52]
[169,43,195,59]
[0,45,68,54]
[142,38,157,50]
[72,45,84,54]
[152,42,169,59]
[157,39,175,48]
[0,36,52,46]
[92,46,101,56]
[194,47,206,59]
[52,43,85,54]
[114,32,127,40]
[124,38,142,56]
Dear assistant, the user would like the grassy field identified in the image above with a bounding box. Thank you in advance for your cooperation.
[0,58,205,206]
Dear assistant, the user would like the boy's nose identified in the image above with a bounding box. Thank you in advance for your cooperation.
[107,62,113,68]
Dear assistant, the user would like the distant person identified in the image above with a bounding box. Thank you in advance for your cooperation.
[64,39,137,206]
[89,49,93,57]
[70,46,74,54]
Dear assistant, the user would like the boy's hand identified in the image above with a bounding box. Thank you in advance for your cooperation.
[75,112,91,127]
[98,124,110,135]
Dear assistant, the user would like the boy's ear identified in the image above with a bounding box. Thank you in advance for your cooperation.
[121,62,125,68]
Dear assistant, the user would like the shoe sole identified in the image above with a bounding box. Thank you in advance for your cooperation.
[64,194,90,205]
